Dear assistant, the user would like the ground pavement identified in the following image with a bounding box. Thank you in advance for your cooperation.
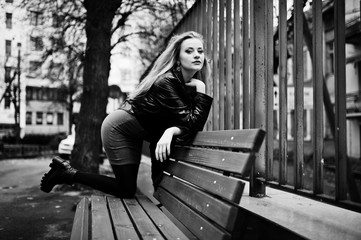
[0,155,153,240]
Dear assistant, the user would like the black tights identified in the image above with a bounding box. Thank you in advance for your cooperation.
[73,164,140,198]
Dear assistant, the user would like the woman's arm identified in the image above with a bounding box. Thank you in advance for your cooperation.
[152,77,213,137]
[155,126,183,162]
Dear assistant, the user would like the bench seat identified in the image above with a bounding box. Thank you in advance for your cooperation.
[71,194,191,240]
[70,129,266,240]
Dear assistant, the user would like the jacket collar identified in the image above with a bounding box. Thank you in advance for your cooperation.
[171,67,185,84]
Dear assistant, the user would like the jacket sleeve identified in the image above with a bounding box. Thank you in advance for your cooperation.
[152,77,213,142]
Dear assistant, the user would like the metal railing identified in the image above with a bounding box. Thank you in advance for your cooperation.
[154,0,361,212]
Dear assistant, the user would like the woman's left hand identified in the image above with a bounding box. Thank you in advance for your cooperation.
[155,127,182,162]
[185,78,206,94]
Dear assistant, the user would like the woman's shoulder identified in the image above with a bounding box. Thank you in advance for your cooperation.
[154,71,180,86]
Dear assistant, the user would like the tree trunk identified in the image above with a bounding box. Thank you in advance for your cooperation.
[71,0,120,172]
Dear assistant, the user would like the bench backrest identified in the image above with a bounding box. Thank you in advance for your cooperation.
[153,129,266,240]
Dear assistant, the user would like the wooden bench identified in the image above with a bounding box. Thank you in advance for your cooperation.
[70,129,266,240]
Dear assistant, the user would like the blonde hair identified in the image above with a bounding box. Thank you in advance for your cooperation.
[128,31,211,100]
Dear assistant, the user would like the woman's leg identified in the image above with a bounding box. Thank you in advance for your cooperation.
[73,164,139,198]
[41,109,147,197]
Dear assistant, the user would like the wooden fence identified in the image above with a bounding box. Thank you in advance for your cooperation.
[158,0,361,212]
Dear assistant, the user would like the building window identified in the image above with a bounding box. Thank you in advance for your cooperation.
[32,87,37,100]
[57,113,64,125]
[48,88,55,100]
[36,88,43,100]
[46,113,54,125]
[26,112,32,125]
[5,67,12,83]
[6,13,12,29]
[48,62,62,79]
[43,88,49,100]
[30,37,43,51]
[30,11,43,26]
[36,112,43,125]
[26,87,32,100]
[5,40,11,57]
[29,61,42,76]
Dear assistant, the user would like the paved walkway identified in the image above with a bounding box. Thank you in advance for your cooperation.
[0,155,153,240]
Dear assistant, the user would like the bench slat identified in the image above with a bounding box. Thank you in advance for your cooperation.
[70,197,89,240]
[164,161,245,203]
[107,197,140,240]
[171,146,253,175]
[159,175,241,232]
[188,129,265,150]
[123,198,166,240]
[136,195,191,240]
[154,187,232,240]
[91,195,115,240]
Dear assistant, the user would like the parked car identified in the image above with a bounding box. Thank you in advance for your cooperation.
[58,133,75,160]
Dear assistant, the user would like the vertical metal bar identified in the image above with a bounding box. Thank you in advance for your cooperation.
[234,0,241,130]
[193,3,198,31]
[249,0,255,127]
[206,0,213,131]
[212,0,219,131]
[312,0,323,195]
[184,11,190,31]
[226,0,233,130]
[219,0,225,130]
[242,0,250,129]
[189,6,194,31]
[294,0,304,190]
[201,0,206,36]
[193,4,198,31]
[250,0,266,197]
[200,0,204,33]
[278,0,288,185]
[191,5,196,31]
[207,0,213,54]
[184,9,189,31]
[249,0,255,194]
[334,0,347,200]
[265,0,274,181]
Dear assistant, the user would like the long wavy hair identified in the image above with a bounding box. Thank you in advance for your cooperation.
[128,31,211,100]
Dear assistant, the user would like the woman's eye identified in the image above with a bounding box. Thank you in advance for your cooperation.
[198,50,204,54]
[185,50,193,54]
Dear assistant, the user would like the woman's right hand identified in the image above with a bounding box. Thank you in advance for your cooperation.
[185,78,205,94]
[155,127,183,162]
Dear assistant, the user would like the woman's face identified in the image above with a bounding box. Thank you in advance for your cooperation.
[178,38,204,76]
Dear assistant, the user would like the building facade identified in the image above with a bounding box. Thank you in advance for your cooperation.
[0,0,69,139]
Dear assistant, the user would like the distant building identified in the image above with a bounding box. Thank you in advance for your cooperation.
[0,0,69,139]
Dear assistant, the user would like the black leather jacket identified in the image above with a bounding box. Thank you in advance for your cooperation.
[126,68,213,144]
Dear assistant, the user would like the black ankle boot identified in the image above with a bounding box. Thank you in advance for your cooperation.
[40,156,77,193]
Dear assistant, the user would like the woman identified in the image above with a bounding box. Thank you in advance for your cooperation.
[40,31,213,198]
